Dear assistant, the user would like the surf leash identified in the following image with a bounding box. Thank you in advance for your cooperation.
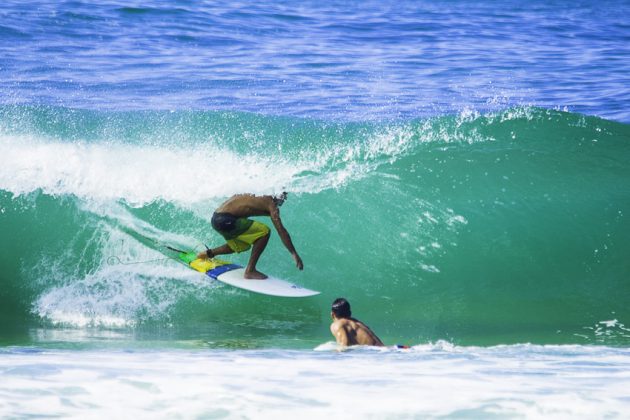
[165,245,188,254]
[106,255,172,266]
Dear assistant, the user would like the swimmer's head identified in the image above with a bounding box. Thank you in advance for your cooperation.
[272,191,288,207]
[331,298,351,319]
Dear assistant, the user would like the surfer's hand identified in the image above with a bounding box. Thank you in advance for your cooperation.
[293,253,304,270]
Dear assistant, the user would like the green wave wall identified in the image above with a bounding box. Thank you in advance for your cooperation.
[1,106,629,346]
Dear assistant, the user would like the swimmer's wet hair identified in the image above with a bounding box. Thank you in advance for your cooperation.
[331,298,351,318]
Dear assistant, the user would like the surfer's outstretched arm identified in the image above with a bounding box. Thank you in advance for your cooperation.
[268,203,304,270]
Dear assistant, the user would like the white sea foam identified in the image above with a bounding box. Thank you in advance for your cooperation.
[33,260,209,328]
[0,344,628,418]
[32,223,213,328]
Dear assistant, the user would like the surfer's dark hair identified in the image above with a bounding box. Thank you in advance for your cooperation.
[272,191,288,207]
[331,298,351,318]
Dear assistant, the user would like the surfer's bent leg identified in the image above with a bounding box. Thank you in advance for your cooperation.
[210,244,234,257]
[204,218,271,278]
[199,213,249,260]
[245,231,270,279]
[197,244,233,259]
[226,221,271,279]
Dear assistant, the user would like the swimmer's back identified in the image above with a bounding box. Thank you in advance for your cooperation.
[331,318,384,346]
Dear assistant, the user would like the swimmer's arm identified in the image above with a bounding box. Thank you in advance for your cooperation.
[268,202,304,270]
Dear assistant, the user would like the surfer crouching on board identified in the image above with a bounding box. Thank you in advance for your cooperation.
[196,193,304,279]
[330,298,384,347]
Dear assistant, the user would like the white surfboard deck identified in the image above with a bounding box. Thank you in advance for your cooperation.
[213,267,320,298]
[158,246,319,298]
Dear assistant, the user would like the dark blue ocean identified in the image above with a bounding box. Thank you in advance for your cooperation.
[2,1,630,417]
[2,0,629,120]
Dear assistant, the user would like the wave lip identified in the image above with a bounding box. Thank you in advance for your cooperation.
[0,134,308,205]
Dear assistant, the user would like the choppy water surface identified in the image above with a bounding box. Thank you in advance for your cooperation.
[1,0,629,121]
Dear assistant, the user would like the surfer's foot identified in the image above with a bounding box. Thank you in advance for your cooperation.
[244,270,267,280]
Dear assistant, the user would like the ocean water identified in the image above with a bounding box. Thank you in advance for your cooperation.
[1,0,630,417]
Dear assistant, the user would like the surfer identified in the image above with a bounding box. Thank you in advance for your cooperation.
[330,298,384,347]
[197,193,303,279]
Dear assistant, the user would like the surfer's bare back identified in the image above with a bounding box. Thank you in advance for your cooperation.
[197,193,303,279]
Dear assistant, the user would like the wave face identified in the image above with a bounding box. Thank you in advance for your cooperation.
[1,105,629,345]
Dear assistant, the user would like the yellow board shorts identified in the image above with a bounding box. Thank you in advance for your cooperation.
[226,220,270,253]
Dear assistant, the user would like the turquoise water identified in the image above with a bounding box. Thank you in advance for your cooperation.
[2,0,630,417]
[2,105,629,348]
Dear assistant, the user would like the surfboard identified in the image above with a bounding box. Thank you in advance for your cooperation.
[165,246,320,298]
